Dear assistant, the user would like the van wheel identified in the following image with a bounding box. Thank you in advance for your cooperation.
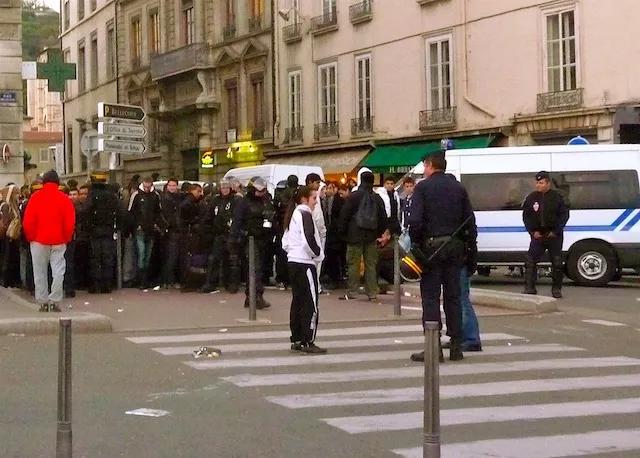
[567,242,617,287]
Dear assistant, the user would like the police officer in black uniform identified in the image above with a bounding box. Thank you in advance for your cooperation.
[522,171,570,298]
[408,149,476,363]
[85,172,121,294]
[201,179,238,293]
[229,176,274,309]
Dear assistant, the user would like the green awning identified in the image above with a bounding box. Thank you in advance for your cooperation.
[363,135,495,173]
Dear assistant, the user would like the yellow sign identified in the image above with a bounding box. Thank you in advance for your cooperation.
[201,150,214,168]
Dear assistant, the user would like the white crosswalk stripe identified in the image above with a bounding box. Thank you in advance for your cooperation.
[126,324,640,457]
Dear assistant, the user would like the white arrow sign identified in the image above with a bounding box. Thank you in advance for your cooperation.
[98,122,147,138]
[98,138,147,155]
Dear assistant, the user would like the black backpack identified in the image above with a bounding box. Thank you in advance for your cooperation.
[355,191,378,230]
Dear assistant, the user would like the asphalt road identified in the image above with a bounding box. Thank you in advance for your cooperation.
[2,312,640,457]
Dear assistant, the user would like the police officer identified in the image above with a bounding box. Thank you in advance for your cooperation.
[85,172,120,294]
[408,149,476,363]
[229,176,274,309]
[522,171,570,298]
[201,179,238,293]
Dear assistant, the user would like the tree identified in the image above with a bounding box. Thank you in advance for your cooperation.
[22,0,60,61]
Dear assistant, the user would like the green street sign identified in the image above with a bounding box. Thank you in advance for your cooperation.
[36,48,76,93]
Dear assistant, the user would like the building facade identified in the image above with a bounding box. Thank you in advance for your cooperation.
[26,50,64,133]
[269,0,640,178]
[60,0,118,181]
[117,0,275,182]
[22,116,63,183]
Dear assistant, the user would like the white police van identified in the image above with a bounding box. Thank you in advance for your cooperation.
[404,144,640,287]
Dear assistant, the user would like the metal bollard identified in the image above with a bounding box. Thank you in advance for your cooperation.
[423,321,440,458]
[56,319,72,458]
[248,236,257,321]
[116,231,122,290]
[393,235,402,316]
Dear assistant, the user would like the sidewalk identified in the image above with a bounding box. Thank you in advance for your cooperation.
[0,283,540,335]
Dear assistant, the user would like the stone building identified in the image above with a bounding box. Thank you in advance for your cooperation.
[0,0,25,185]
[267,0,640,179]
[117,0,275,182]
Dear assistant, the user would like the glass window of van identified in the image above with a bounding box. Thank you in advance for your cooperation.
[461,170,639,211]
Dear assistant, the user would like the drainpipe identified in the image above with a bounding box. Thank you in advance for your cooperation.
[60,0,66,175]
[271,0,278,147]
[462,0,496,118]
[115,0,120,102]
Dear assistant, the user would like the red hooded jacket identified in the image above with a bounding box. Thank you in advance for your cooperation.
[23,182,76,246]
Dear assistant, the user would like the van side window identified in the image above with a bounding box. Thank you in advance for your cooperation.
[461,170,640,211]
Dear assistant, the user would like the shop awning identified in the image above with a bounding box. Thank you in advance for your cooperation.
[362,135,495,173]
[263,148,370,175]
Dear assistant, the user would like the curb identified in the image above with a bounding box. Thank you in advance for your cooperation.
[402,284,558,314]
[0,288,113,335]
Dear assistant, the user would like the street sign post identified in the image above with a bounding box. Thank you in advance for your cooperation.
[98,102,146,122]
[98,122,147,138]
[98,138,147,155]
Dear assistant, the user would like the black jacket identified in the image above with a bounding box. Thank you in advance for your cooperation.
[230,191,274,241]
[522,189,570,235]
[178,196,203,232]
[324,195,345,249]
[85,183,120,237]
[128,186,162,235]
[201,193,238,236]
[338,184,387,244]
[161,191,183,233]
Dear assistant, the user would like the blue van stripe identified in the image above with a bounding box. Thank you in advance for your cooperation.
[478,209,639,234]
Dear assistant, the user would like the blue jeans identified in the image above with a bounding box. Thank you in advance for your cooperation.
[134,231,154,271]
[460,267,481,347]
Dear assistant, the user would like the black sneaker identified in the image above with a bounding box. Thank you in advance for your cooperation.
[410,350,445,363]
[551,289,563,299]
[49,303,61,313]
[39,304,49,312]
[257,300,272,310]
[290,342,302,352]
[300,343,327,354]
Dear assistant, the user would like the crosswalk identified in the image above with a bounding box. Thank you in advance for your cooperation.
[127,324,640,457]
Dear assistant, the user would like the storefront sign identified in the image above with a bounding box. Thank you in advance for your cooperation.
[388,166,413,174]
[201,150,214,168]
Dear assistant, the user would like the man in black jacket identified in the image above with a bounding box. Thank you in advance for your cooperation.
[323,181,345,288]
[522,171,570,298]
[160,178,182,288]
[338,170,387,301]
[178,183,204,291]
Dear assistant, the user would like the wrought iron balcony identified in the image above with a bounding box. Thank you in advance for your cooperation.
[284,126,303,144]
[537,88,584,112]
[150,43,210,80]
[349,1,372,24]
[248,16,262,32]
[419,107,456,131]
[283,23,302,44]
[310,10,338,35]
[314,122,339,140]
[251,124,266,140]
[223,24,236,40]
[351,116,373,136]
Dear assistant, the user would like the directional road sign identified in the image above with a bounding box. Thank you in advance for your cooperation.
[98,138,147,155]
[81,129,99,158]
[98,122,147,138]
[98,102,146,122]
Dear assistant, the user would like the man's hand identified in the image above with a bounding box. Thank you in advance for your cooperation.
[533,231,542,240]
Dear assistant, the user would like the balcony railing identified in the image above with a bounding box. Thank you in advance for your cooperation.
[223,24,236,40]
[284,126,303,143]
[419,107,456,131]
[349,1,372,24]
[150,42,210,80]
[248,16,262,32]
[251,124,265,140]
[283,23,302,43]
[351,116,373,136]
[310,10,338,35]
[417,0,444,5]
[537,88,584,112]
[314,121,339,140]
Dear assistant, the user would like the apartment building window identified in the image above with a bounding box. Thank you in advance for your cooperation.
[78,0,84,21]
[39,148,50,163]
[226,0,235,26]
[66,125,73,174]
[106,20,116,78]
[90,0,96,12]
[131,17,142,68]
[63,1,70,30]
[90,32,98,87]
[322,0,336,13]
[426,35,453,110]
[79,124,87,171]
[183,0,195,45]
[545,9,577,92]
[149,10,160,55]
[316,62,338,139]
[250,73,265,137]
[250,0,263,17]
[225,79,239,129]
[288,70,302,129]
[77,40,86,93]
[355,54,372,120]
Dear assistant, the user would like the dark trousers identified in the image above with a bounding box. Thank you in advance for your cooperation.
[64,240,76,292]
[420,261,462,339]
[233,238,265,301]
[204,234,231,288]
[263,238,275,284]
[274,234,289,285]
[289,262,319,344]
[162,231,181,285]
[526,234,564,290]
[324,245,344,284]
[90,236,116,288]
[74,240,90,289]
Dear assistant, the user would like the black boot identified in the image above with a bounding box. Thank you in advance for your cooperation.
[551,257,563,298]
[522,262,538,295]
[139,269,148,290]
[449,338,464,361]
[410,343,445,363]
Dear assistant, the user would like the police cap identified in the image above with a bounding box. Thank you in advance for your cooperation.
[90,171,109,183]
[535,171,550,181]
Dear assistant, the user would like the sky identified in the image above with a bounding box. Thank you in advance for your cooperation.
[43,0,59,12]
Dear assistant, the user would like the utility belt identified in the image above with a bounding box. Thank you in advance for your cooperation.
[424,235,453,247]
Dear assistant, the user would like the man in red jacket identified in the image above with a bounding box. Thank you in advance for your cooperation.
[23,170,75,312]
